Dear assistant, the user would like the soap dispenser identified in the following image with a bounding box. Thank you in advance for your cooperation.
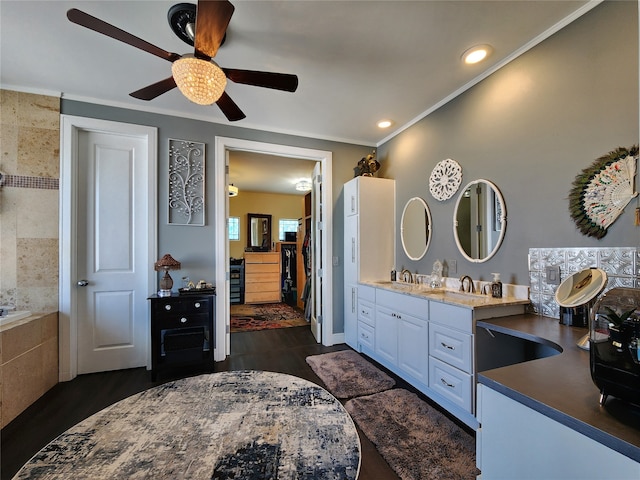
[491,273,503,298]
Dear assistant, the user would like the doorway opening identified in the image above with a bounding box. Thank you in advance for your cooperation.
[214,138,334,361]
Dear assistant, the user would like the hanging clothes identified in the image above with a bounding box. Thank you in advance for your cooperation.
[301,230,312,319]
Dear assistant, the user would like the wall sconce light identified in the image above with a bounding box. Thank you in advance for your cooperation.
[154,253,181,296]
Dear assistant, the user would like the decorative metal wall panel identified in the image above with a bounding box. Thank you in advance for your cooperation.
[168,139,205,226]
[528,247,638,318]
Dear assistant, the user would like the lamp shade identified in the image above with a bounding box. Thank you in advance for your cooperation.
[154,254,181,271]
[171,55,227,105]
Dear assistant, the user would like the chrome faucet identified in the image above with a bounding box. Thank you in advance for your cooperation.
[459,275,474,293]
[400,268,413,283]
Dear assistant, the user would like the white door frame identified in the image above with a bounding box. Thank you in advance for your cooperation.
[214,137,333,360]
[59,115,157,382]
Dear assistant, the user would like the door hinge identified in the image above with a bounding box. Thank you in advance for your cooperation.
[315,174,322,184]
[317,268,323,278]
[316,221,323,231]
[317,315,323,325]
[226,271,230,281]
[225,165,230,174]
[226,324,230,334]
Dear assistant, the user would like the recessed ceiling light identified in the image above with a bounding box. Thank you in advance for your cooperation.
[377,119,393,129]
[295,180,312,192]
[462,45,493,64]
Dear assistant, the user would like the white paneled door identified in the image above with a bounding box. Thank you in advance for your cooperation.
[76,130,151,374]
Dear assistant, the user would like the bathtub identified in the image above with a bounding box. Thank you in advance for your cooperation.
[0,310,32,327]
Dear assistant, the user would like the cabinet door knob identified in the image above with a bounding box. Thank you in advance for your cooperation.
[194,302,201,308]
[164,305,172,311]
[180,317,187,323]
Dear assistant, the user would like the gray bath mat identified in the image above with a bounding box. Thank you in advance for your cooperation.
[345,388,480,480]
[306,350,395,399]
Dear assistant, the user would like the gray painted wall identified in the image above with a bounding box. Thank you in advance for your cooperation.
[378,1,639,287]
[60,99,372,334]
[62,1,638,337]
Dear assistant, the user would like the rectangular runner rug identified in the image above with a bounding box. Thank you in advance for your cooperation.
[306,350,395,399]
[230,302,308,333]
[345,388,480,480]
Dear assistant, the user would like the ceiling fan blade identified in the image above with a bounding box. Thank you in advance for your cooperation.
[67,8,180,63]
[130,77,177,101]
[194,0,235,59]
[222,69,299,92]
[216,91,246,121]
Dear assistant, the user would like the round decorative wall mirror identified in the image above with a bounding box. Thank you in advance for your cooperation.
[401,197,432,261]
[453,179,506,263]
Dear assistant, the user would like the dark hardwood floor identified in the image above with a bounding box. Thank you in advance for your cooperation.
[1,326,401,480]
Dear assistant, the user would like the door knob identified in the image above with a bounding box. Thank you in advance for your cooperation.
[77,280,89,287]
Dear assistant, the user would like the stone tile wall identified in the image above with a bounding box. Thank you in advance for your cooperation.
[0,89,59,312]
[529,247,640,318]
[0,89,60,428]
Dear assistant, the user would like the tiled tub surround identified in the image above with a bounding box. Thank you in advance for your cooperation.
[529,247,639,318]
[0,312,58,428]
[0,89,60,314]
[1,90,61,427]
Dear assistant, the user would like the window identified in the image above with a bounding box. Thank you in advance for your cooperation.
[279,219,299,241]
[228,217,239,241]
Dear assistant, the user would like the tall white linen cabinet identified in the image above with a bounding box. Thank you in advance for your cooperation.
[343,176,395,349]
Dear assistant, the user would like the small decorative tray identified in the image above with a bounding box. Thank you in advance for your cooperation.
[178,288,216,296]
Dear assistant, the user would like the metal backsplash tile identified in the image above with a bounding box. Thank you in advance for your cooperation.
[528,247,638,318]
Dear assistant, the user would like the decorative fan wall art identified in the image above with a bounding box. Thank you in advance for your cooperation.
[569,145,638,239]
[429,158,462,201]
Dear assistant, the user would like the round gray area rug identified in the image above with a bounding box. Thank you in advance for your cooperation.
[14,371,361,479]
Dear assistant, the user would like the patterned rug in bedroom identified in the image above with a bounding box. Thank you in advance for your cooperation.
[230,302,308,332]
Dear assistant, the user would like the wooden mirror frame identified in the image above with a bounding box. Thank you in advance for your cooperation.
[247,213,272,251]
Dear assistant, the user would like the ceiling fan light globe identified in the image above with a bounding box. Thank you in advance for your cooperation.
[172,56,227,105]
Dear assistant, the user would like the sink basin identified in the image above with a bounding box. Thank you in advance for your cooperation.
[374,280,414,290]
[438,290,489,301]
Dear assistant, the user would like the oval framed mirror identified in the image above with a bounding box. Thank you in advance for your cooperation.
[401,197,432,261]
[453,179,506,263]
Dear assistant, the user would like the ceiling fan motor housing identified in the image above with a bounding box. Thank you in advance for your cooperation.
[168,3,197,46]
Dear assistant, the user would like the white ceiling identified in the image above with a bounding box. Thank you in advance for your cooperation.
[0,0,596,193]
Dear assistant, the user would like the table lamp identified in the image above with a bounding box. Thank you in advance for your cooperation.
[154,254,181,297]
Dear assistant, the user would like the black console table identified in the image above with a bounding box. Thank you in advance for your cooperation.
[148,292,215,381]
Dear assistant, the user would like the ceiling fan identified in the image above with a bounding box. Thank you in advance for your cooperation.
[67,0,298,121]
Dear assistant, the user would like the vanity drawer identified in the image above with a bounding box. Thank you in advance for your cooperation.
[358,321,374,351]
[429,323,473,373]
[429,357,473,413]
[429,301,472,332]
[376,288,429,318]
[357,300,375,327]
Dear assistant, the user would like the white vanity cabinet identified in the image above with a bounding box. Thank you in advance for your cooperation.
[343,176,395,349]
[428,302,475,414]
[357,284,481,428]
[356,284,376,356]
[375,289,429,387]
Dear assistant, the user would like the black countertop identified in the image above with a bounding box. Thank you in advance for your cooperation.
[477,314,640,463]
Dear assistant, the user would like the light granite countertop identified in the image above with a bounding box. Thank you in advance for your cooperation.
[362,280,530,312]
